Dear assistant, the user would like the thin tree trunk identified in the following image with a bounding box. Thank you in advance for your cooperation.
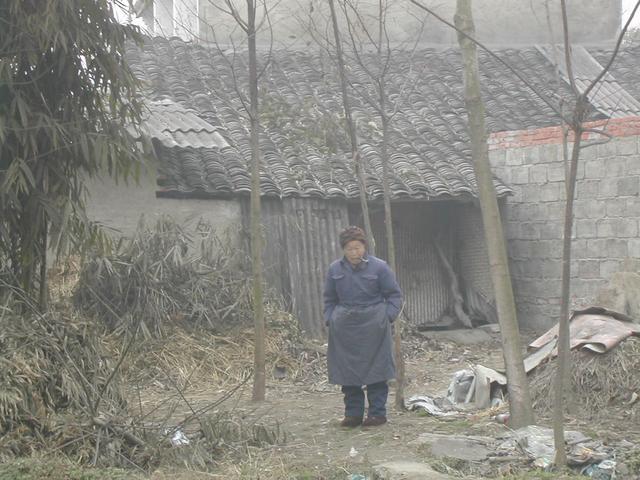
[248,0,266,402]
[39,219,48,312]
[455,0,534,428]
[380,113,405,409]
[327,0,374,251]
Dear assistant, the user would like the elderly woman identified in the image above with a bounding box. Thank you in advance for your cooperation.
[323,226,403,427]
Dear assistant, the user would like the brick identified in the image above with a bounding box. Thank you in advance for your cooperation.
[521,185,542,203]
[571,239,589,258]
[506,148,524,166]
[580,142,597,160]
[521,145,539,165]
[616,137,638,156]
[577,219,597,238]
[618,176,640,196]
[585,160,606,179]
[529,164,548,183]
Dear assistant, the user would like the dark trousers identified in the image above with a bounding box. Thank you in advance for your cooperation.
[342,381,389,417]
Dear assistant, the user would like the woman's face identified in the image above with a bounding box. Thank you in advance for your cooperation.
[343,240,366,265]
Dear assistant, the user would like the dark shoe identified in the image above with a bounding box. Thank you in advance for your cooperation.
[362,416,387,427]
[340,416,363,427]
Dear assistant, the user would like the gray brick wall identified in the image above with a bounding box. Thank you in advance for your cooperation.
[489,134,640,329]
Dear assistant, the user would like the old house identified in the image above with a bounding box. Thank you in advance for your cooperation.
[86,31,640,335]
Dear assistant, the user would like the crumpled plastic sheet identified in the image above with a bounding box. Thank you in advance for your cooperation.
[498,425,612,469]
[405,394,463,417]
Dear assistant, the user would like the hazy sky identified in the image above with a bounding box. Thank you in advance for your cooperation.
[622,0,640,27]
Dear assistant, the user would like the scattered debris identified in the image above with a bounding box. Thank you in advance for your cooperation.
[405,395,463,418]
[582,459,617,479]
[417,328,494,345]
[169,428,190,447]
[497,425,612,470]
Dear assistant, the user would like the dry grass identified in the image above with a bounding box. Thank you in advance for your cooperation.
[530,337,640,417]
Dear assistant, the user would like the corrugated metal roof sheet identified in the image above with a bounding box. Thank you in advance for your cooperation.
[142,99,229,149]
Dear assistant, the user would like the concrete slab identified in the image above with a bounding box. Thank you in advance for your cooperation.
[409,433,494,462]
[372,461,456,480]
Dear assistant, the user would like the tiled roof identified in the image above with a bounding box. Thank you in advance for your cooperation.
[125,37,640,200]
[538,45,640,119]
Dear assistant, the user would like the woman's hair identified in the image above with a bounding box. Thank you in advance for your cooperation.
[339,226,367,248]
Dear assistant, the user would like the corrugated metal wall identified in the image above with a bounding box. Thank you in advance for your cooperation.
[351,202,454,327]
[282,198,349,338]
[246,197,494,336]
[453,202,494,300]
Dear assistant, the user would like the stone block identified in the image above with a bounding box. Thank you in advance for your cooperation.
[572,239,589,259]
[618,176,640,196]
[540,221,562,239]
[373,461,455,480]
[489,149,506,167]
[586,239,608,258]
[538,144,560,164]
[616,137,638,156]
[596,218,618,238]
[540,183,563,202]
[585,159,606,179]
[521,184,542,203]
[600,259,621,278]
[541,259,562,278]
[506,148,524,166]
[511,165,530,184]
[546,202,565,220]
[597,178,619,198]
[529,164,548,183]
[521,145,539,165]
[629,238,640,257]
[626,156,640,175]
[573,199,605,219]
[578,259,600,279]
[576,179,599,199]
[618,219,638,238]
[548,163,566,182]
[520,222,541,240]
[603,157,627,177]
[577,219,597,238]
[604,198,628,217]
[580,142,597,160]
[598,139,617,158]
[607,238,629,258]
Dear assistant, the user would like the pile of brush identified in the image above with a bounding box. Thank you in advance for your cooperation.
[74,217,253,338]
[530,337,640,418]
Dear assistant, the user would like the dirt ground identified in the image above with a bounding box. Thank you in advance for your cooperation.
[134,329,640,479]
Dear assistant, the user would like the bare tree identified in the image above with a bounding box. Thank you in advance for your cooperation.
[194,0,271,401]
[335,0,415,410]
[550,0,640,466]
[326,0,375,251]
[453,0,534,428]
